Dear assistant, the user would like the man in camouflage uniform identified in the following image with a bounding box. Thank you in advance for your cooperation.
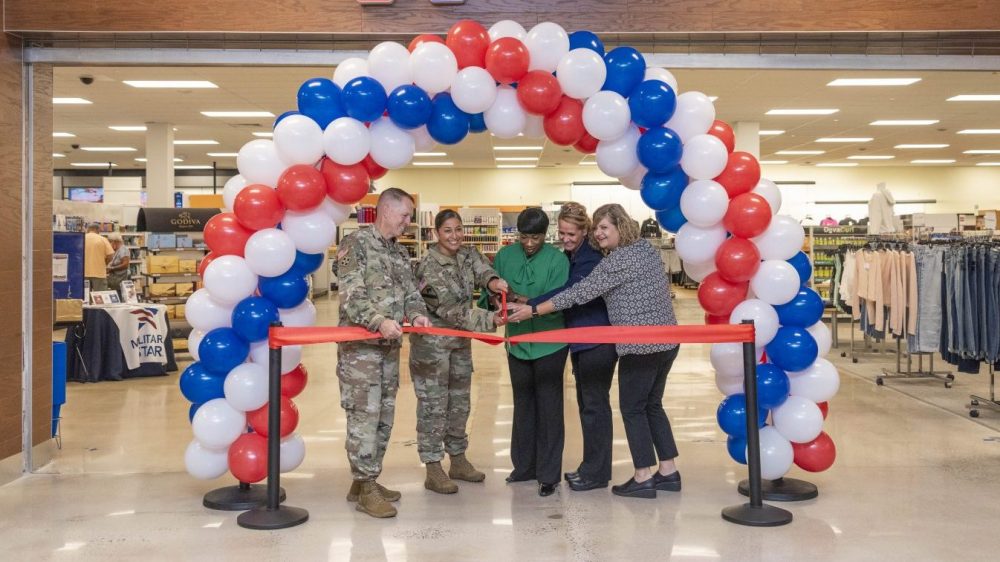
[409,209,508,493]
[337,187,431,519]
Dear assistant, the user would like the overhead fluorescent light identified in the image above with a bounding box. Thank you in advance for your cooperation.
[816,162,858,167]
[174,140,219,145]
[53,97,92,105]
[496,157,540,162]
[413,152,447,157]
[895,143,949,149]
[494,146,544,151]
[911,159,956,164]
[759,160,788,165]
[135,157,183,162]
[81,147,137,152]
[175,165,215,170]
[964,149,1000,154]
[124,80,218,88]
[848,155,895,160]
[497,164,537,169]
[70,162,117,167]
[52,153,65,158]
[975,162,1000,166]
[206,152,239,157]
[775,150,825,155]
[252,132,274,138]
[53,132,76,138]
[948,95,1000,102]
[827,78,921,86]
[201,111,275,118]
[816,137,873,143]
[958,129,1000,134]
[579,161,598,165]
[870,120,939,126]
[412,162,454,166]
[766,109,839,115]
[759,130,785,136]
[109,125,147,132]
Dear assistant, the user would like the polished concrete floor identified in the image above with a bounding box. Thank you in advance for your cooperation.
[4,291,1000,560]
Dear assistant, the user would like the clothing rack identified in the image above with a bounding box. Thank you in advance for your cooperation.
[969,365,1000,418]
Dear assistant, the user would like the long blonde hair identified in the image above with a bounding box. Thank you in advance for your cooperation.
[591,203,640,252]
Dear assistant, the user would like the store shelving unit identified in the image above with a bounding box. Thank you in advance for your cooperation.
[806,225,868,304]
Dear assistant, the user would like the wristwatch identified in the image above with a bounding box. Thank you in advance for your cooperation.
[531,304,539,318]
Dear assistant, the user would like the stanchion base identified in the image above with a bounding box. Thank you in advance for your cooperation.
[237,505,309,530]
[721,503,793,527]
[203,485,287,511]
[738,477,818,502]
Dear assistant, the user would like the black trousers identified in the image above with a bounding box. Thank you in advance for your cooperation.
[507,347,569,485]
[618,347,680,469]
[570,344,617,482]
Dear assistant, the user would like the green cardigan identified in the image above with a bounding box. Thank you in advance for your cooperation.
[492,243,569,360]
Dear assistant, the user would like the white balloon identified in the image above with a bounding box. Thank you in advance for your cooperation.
[711,342,764,378]
[729,299,780,348]
[753,178,782,215]
[683,258,716,282]
[237,139,286,187]
[489,20,527,42]
[250,340,302,374]
[244,228,297,278]
[583,91,631,141]
[369,117,416,169]
[522,114,546,139]
[557,48,607,100]
[184,439,229,480]
[279,299,317,328]
[410,125,437,152]
[203,256,258,306]
[755,426,794,480]
[664,91,716,143]
[333,57,369,89]
[772,396,824,444]
[185,289,236,332]
[750,260,801,306]
[680,134,729,180]
[620,164,648,190]
[187,329,206,362]
[367,41,412,94]
[753,215,805,261]
[280,433,306,473]
[807,321,832,357]
[644,67,679,93]
[192,398,247,450]
[675,222,727,264]
[410,42,458,95]
[451,67,498,114]
[318,197,352,225]
[323,117,370,166]
[484,86,526,139]
[680,180,729,227]
[223,362,270,412]
[596,125,641,177]
[273,114,324,166]
[788,358,840,403]
[525,22,569,73]
[716,372,744,396]
[222,174,248,212]
[282,208,337,254]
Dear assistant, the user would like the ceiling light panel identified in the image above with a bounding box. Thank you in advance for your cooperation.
[964,150,1000,154]
[827,78,921,86]
[175,165,215,169]
[109,125,147,132]
[958,129,1000,134]
[494,146,544,151]
[206,153,239,157]
[759,130,785,136]
[775,150,825,155]
[81,147,137,152]
[70,162,118,167]
[252,132,273,137]
[766,109,839,115]
[816,163,858,167]
[759,160,789,164]
[495,157,540,162]
[53,132,75,138]
[135,158,183,162]
[124,80,218,88]
[975,162,1000,166]
[414,152,447,157]
[174,140,219,145]
[848,155,895,160]
[948,95,1000,101]
[911,159,956,164]
[497,164,537,168]
[53,97,92,105]
[412,162,454,166]
[895,144,949,149]
[870,120,939,126]
[201,111,275,118]
[816,137,873,143]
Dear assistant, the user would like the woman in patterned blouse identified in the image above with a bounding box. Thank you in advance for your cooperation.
[507,203,681,499]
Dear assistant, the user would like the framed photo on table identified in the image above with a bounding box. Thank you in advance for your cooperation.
[119,280,138,304]
[90,291,119,305]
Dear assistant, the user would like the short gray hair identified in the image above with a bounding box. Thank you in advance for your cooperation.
[376,187,415,211]
[107,232,123,243]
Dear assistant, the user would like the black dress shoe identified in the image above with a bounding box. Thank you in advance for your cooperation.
[653,471,682,492]
[568,477,608,492]
[611,477,656,499]
[506,471,535,484]
[538,482,558,497]
[564,471,580,482]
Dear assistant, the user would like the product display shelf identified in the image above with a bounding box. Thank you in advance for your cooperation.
[457,208,502,256]
[806,225,868,304]
[138,231,208,341]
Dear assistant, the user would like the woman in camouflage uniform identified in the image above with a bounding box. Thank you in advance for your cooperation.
[410,209,509,494]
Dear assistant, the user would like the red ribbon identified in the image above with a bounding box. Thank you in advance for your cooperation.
[500,290,508,323]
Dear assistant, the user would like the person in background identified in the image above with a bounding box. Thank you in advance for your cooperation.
[491,208,569,497]
[106,232,130,293]
[410,209,509,495]
[84,223,114,291]
[508,203,681,499]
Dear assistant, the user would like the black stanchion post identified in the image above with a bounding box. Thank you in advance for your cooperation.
[721,320,793,527]
[203,480,286,512]
[737,476,819,502]
[237,322,309,530]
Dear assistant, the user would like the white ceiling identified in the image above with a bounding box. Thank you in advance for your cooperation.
[52,66,1000,171]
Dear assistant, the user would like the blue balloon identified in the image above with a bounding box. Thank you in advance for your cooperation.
[716,393,769,438]
[289,250,325,276]
[756,363,791,410]
[640,167,688,211]
[297,78,344,129]
[637,127,684,173]
[199,328,250,375]
[426,93,470,145]
[387,85,432,129]
[766,327,819,372]
[231,296,280,343]
[469,112,487,133]
[188,402,204,423]
[274,110,300,128]
[569,30,605,54]
[629,80,677,129]
[342,77,388,123]
[259,270,310,309]
[179,362,225,403]
[655,206,688,234]
[602,46,646,97]
[787,251,813,284]
[774,288,825,328]
[727,435,748,465]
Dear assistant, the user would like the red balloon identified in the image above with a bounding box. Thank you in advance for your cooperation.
[817,401,829,419]
[485,37,529,85]
[281,364,309,399]
[705,313,729,325]
[760,351,768,364]
[233,184,285,231]
[708,120,735,153]
[203,212,252,257]
[446,19,490,69]
[723,193,772,239]
[408,34,445,52]
[516,70,563,115]
[277,165,327,212]
[574,132,599,154]
[247,396,300,438]
[197,252,217,278]
[228,433,268,483]
[697,272,749,317]
[714,237,761,283]
[543,97,586,146]
[792,431,836,472]
[715,151,762,198]
[321,158,370,205]
[361,154,388,180]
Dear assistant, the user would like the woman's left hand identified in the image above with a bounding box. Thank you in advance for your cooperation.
[506,303,533,323]
[488,277,509,294]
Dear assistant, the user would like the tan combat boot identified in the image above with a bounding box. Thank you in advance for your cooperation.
[347,480,401,503]
[424,461,459,494]
[355,480,397,518]
[448,453,486,482]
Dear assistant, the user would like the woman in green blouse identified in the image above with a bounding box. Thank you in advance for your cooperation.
[492,208,569,497]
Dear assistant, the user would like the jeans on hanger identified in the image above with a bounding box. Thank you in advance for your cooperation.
[913,246,944,354]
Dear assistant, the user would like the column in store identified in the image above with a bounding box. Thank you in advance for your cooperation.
[145,122,175,207]
[734,121,760,158]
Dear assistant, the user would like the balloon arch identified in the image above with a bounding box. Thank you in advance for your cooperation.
[180,19,837,485]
